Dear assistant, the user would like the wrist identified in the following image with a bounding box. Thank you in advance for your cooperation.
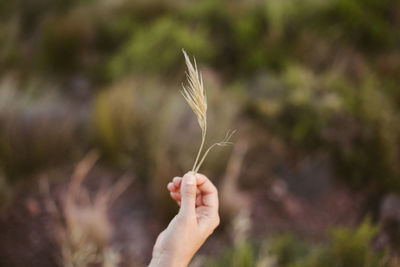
[149,248,189,267]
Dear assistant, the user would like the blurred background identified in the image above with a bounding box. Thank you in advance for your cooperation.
[0,0,399,266]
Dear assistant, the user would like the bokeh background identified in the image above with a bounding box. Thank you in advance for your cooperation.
[0,0,400,266]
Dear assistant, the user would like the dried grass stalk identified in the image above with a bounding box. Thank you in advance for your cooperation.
[181,49,235,173]
[43,151,131,267]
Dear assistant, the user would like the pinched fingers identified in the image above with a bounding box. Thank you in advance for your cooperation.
[167,174,217,210]
[167,177,200,196]
[195,173,218,210]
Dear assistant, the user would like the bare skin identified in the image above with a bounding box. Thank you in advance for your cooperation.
[149,172,220,267]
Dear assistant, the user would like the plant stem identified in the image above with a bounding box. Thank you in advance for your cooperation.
[192,129,206,172]
[194,142,218,173]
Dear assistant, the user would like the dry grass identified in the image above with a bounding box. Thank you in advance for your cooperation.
[43,151,131,267]
[181,49,235,173]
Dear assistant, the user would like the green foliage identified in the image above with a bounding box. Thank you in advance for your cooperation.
[206,242,257,267]
[108,16,213,78]
[209,219,387,267]
[247,63,400,190]
[321,0,397,50]
[0,0,399,263]
[91,82,146,168]
[326,219,381,267]
[0,0,399,210]
[293,219,386,267]
[39,14,92,74]
[0,0,399,192]
[270,219,387,267]
[2,0,398,84]
[268,234,308,266]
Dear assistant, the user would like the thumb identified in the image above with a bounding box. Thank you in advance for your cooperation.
[179,172,197,218]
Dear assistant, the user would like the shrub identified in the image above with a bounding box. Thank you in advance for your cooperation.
[0,81,84,179]
[107,16,213,78]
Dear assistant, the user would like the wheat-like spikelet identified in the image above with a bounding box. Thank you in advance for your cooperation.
[181,50,207,134]
[181,49,235,173]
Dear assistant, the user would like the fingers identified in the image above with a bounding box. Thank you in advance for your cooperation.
[167,182,176,192]
[179,172,197,218]
[173,176,182,188]
[167,177,181,192]
[167,173,217,211]
[195,173,218,210]
[167,177,200,197]
[196,194,202,206]
[194,173,220,234]
[170,191,180,201]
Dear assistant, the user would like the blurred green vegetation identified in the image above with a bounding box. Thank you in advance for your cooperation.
[0,0,398,189]
[208,219,389,267]
[0,0,399,265]
[207,242,257,267]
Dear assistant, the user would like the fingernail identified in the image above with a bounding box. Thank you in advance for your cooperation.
[184,173,196,185]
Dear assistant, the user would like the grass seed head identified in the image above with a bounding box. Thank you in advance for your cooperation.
[181,49,235,173]
[181,49,207,135]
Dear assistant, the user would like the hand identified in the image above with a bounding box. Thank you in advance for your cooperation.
[149,172,220,267]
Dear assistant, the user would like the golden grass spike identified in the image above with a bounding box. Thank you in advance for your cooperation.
[181,49,208,172]
[181,49,235,173]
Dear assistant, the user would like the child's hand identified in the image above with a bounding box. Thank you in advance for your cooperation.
[149,172,220,267]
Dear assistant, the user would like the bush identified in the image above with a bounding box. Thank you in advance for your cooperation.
[0,81,84,179]
[108,16,213,78]
[293,219,386,267]
[91,80,149,170]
